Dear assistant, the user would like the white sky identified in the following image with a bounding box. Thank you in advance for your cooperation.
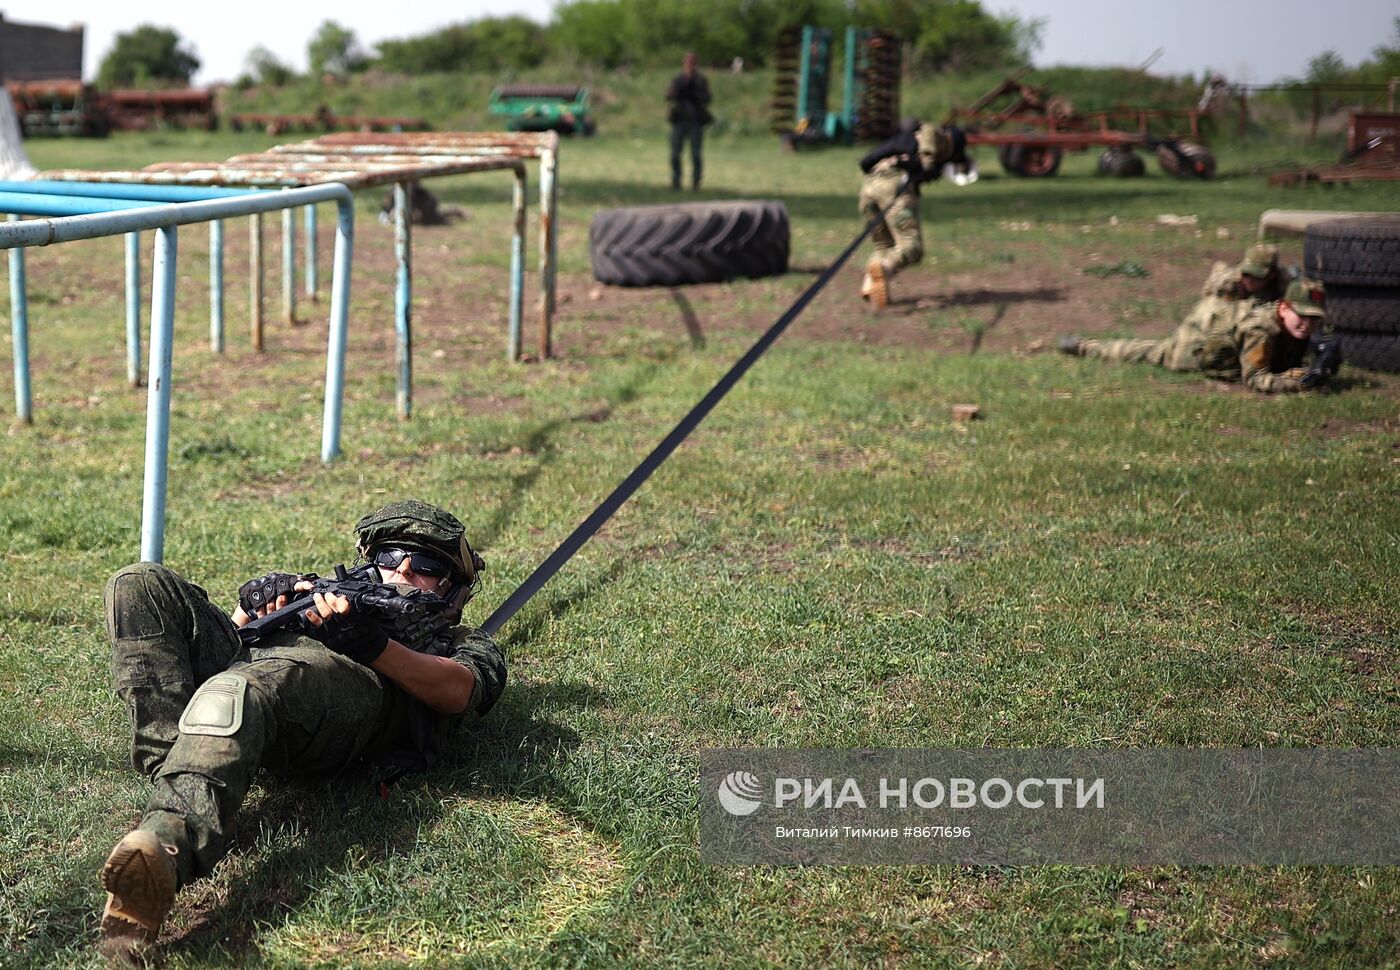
[4,0,1396,86]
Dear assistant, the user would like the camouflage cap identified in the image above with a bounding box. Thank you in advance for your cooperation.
[1239,242,1279,278]
[355,500,483,587]
[1283,277,1325,317]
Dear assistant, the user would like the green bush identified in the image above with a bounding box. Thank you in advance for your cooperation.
[96,24,200,89]
[376,16,549,73]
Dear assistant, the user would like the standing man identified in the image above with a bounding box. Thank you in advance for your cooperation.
[666,51,713,191]
[97,501,506,955]
[1059,278,1339,393]
[858,118,969,309]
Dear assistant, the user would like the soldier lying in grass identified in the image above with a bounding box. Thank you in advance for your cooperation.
[1059,277,1339,394]
[97,501,506,956]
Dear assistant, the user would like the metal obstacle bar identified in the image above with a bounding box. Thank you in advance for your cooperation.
[44,134,551,419]
[0,180,259,386]
[272,131,562,360]
[0,183,356,562]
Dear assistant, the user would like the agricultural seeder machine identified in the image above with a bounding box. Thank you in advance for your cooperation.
[946,71,1216,179]
[770,25,900,146]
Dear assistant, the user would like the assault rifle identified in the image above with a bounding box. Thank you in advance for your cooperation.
[237,563,460,650]
[1300,333,1343,389]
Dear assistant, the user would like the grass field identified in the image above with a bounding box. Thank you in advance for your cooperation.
[1,126,1398,968]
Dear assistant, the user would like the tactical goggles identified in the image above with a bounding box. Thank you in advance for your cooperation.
[370,547,454,579]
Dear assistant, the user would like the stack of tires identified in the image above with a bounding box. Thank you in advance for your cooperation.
[1304,215,1400,374]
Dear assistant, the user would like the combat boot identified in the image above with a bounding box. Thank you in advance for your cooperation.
[1058,335,1083,356]
[865,259,888,310]
[99,829,179,950]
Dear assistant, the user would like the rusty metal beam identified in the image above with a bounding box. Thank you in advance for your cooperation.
[39,130,557,372]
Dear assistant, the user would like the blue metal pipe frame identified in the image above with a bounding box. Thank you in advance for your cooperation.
[0,180,260,380]
[7,215,29,424]
[282,197,297,324]
[210,220,224,352]
[125,232,142,384]
[394,182,412,419]
[305,204,318,299]
[508,168,525,360]
[0,182,355,562]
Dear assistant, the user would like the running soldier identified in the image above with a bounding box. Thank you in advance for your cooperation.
[858,118,970,309]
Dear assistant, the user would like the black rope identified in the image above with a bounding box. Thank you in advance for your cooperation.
[480,205,889,637]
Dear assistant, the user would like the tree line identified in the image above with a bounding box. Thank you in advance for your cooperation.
[98,0,1044,88]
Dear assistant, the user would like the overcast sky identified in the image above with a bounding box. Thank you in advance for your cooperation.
[5,0,1396,86]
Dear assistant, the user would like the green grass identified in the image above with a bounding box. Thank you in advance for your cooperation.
[2,127,1399,967]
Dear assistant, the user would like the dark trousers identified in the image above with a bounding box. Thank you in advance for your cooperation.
[105,562,398,881]
[670,120,704,188]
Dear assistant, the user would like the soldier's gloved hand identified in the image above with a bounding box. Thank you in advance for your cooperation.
[301,592,389,665]
[238,572,303,617]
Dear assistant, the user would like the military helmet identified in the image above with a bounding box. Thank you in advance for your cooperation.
[1239,242,1279,279]
[355,500,484,591]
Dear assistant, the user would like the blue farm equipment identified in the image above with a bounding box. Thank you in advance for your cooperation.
[770,25,900,147]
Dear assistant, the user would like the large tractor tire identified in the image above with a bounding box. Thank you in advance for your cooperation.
[1156,141,1216,179]
[998,144,1062,178]
[1304,216,1400,287]
[1321,286,1400,335]
[1097,147,1145,177]
[590,201,790,287]
[1334,329,1400,374]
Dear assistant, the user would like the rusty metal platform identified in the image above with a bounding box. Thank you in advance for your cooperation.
[40,131,563,419]
[43,153,525,189]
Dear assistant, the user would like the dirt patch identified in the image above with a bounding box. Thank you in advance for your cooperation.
[30,218,1396,416]
[1313,416,1400,440]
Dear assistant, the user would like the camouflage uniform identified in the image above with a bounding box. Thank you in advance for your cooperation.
[1199,243,1287,305]
[1078,294,1317,393]
[859,123,956,278]
[99,501,506,949]
[105,564,505,882]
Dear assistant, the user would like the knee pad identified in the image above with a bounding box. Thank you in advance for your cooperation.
[178,672,247,737]
[106,564,177,640]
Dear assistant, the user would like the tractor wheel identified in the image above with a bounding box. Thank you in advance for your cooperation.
[590,201,790,287]
[1097,147,1145,177]
[1303,216,1400,287]
[1333,329,1400,374]
[1319,286,1400,335]
[1156,141,1216,179]
[999,145,1062,178]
